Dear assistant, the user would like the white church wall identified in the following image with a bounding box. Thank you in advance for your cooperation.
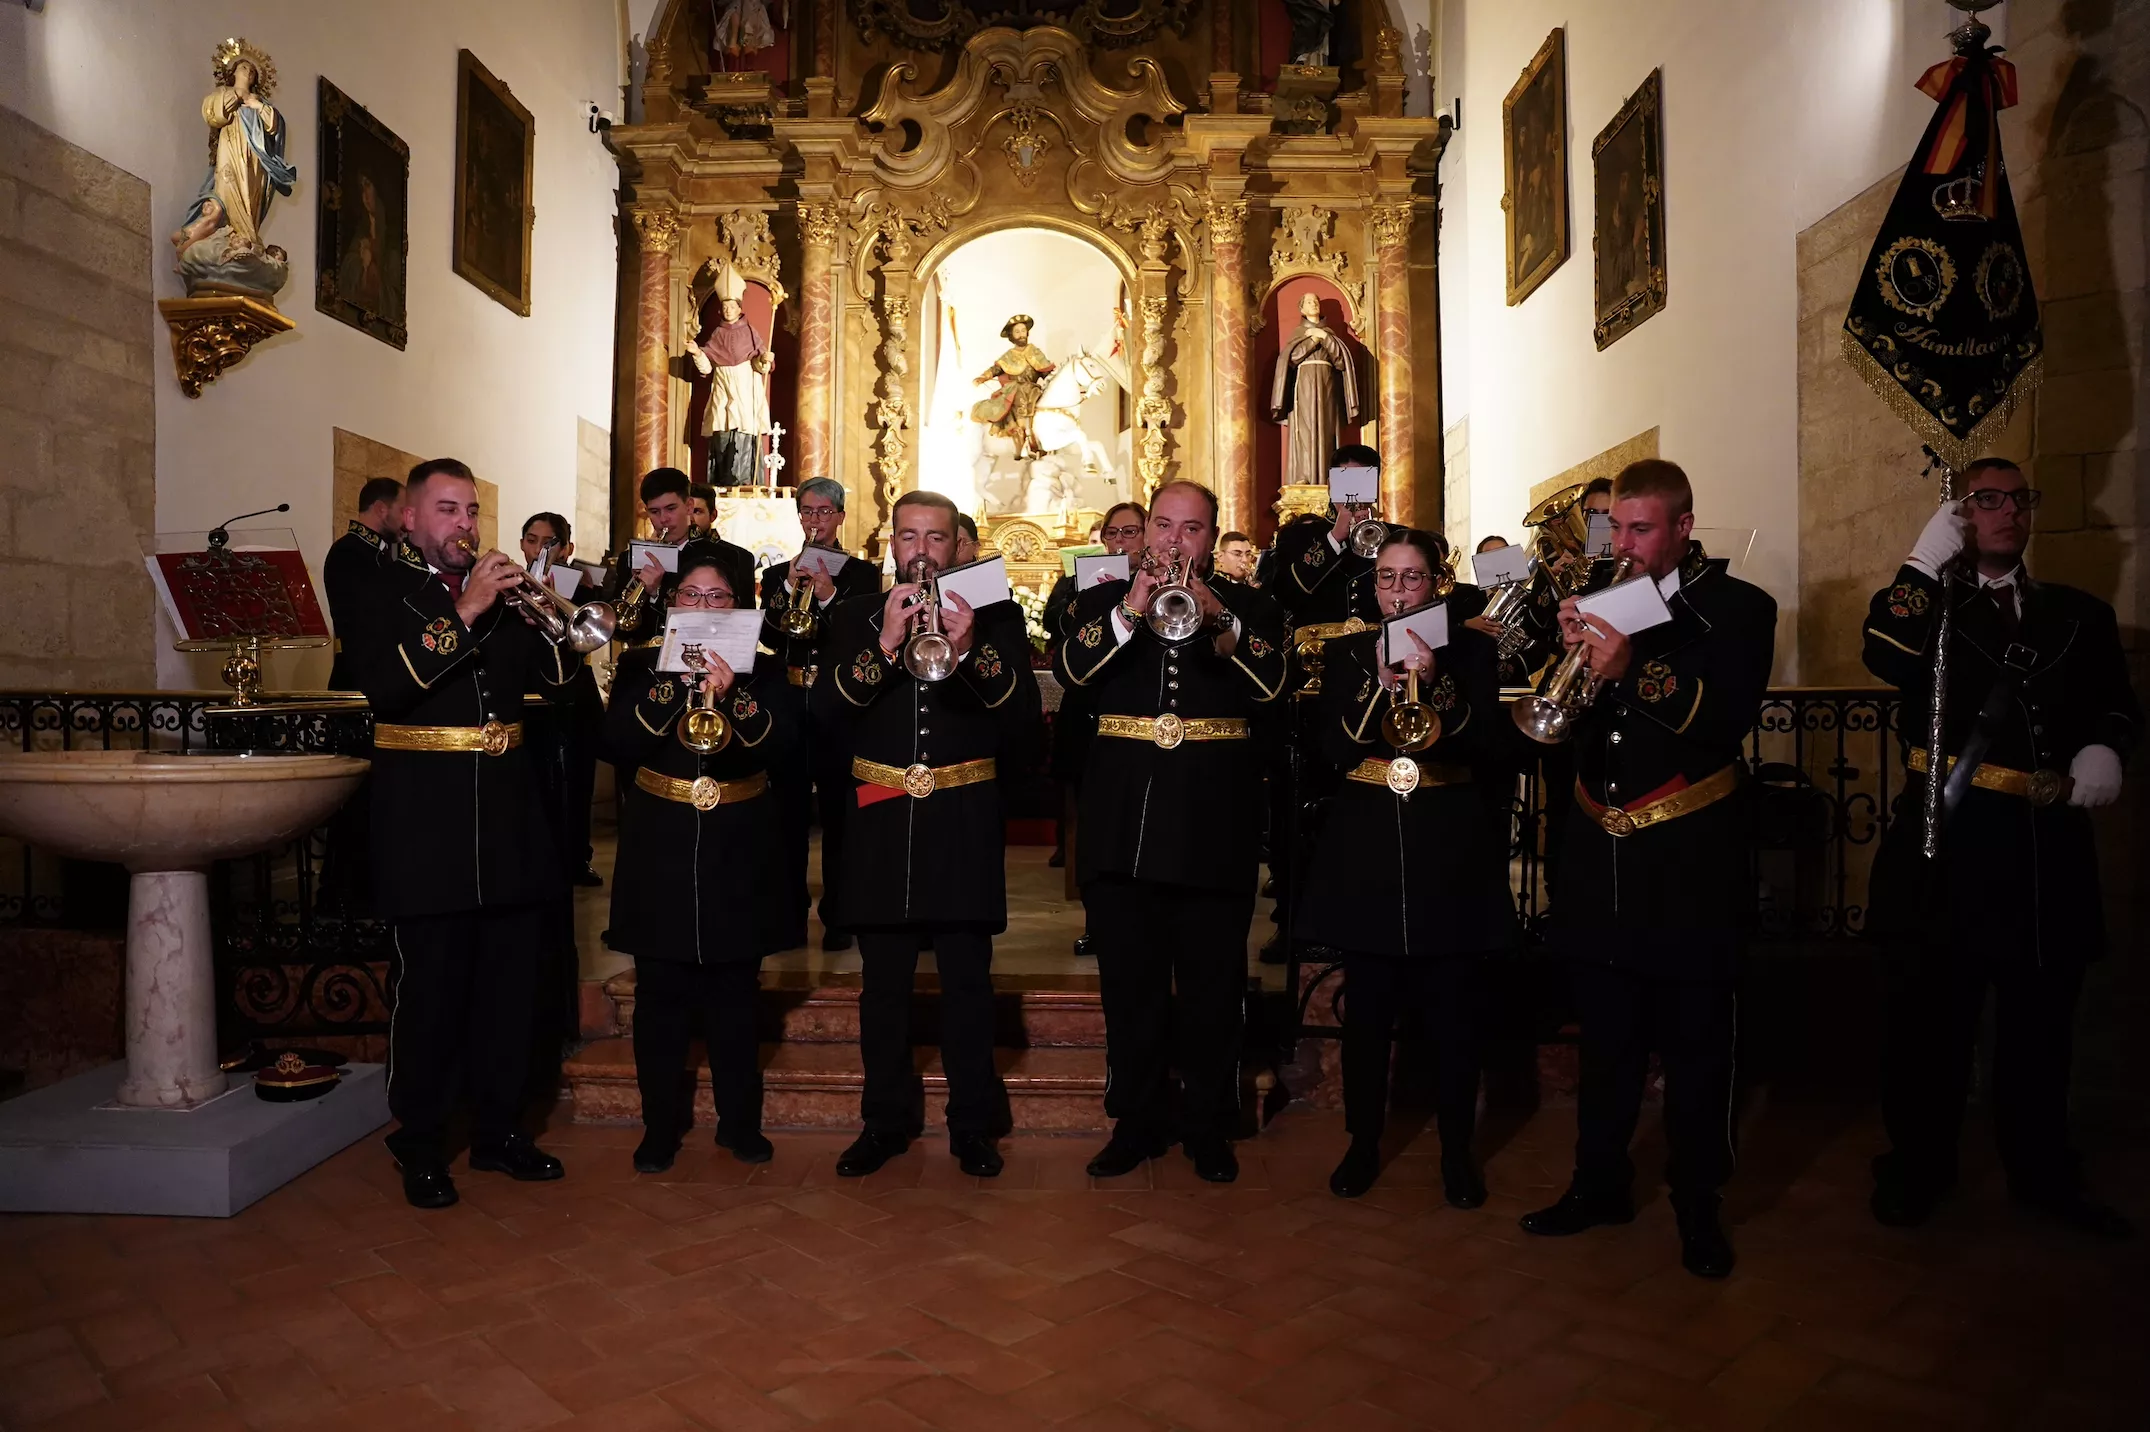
[0,0,624,690]
[1434,0,1993,677]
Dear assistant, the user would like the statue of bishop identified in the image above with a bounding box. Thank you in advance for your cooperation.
[684,265,773,487]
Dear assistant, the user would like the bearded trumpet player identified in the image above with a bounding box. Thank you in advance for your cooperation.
[342,458,586,1209]
[1058,482,1288,1183]
[1295,529,1519,1203]
[1515,460,1777,1280]
[809,491,1041,1179]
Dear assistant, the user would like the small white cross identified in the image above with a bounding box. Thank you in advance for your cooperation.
[763,421,788,490]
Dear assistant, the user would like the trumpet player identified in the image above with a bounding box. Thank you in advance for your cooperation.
[605,467,755,642]
[809,491,1042,1179]
[520,513,606,889]
[759,477,882,952]
[605,555,780,1174]
[344,459,584,1209]
[1517,459,1776,1280]
[1295,529,1517,1203]
[1057,481,1287,1184]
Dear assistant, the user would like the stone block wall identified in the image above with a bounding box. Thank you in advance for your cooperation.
[575,417,610,560]
[0,104,155,688]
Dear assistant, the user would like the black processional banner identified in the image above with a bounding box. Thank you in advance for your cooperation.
[1841,24,2042,470]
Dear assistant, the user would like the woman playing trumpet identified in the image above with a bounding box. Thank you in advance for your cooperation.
[603,556,780,1174]
[1294,529,1519,1202]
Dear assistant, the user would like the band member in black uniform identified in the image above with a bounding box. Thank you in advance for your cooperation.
[1297,529,1519,1203]
[1517,460,1776,1279]
[519,513,605,887]
[1215,531,1259,585]
[810,491,1042,1179]
[605,555,782,1173]
[343,458,582,1209]
[608,468,755,643]
[325,478,403,689]
[690,481,718,533]
[1059,481,1288,1183]
[760,478,882,951]
[1863,458,2138,1238]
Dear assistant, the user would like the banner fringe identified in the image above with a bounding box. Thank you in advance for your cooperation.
[1837,330,2044,474]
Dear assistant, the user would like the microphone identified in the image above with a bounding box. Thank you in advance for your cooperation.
[207,503,291,549]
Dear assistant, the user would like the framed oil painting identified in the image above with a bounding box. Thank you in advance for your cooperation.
[453,49,534,316]
[315,77,409,348]
[1501,27,1568,306]
[1592,69,1668,350]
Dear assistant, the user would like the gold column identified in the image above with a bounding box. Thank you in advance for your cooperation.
[795,201,842,482]
[1209,200,1252,533]
[1370,201,1416,527]
[629,205,682,478]
[1132,212,1175,501]
[868,218,917,543]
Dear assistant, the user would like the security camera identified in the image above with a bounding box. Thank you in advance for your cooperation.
[587,102,617,134]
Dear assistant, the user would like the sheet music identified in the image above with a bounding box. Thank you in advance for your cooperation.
[657,609,763,673]
[629,539,682,574]
[1380,601,1451,664]
[1074,553,1130,589]
[1574,573,1674,635]
[791,545,847,579]
[1471,545,1531,588]
[935,555,1012,611]
[1328,466,1379,504]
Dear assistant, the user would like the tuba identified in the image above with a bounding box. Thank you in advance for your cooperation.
[456,538,619,653]
[676,647,731,753]
[1141,546,1204,640]
[1511,556,1635,744]
[901,556,955,682]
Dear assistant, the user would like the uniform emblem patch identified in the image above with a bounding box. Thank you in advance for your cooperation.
[1301,544,1327,567]
[851,653,884,684]
[1078,619,1105,648]
[973,643,1003,679]
[731,692,759,720]
[1636,660,1678,703]
[650,679,677,704]
[1885,582,1930,620]
[1356,677,1374,703]
[1247,635,1273,658]
[420,616,457,655]
[1427,674,1459,712]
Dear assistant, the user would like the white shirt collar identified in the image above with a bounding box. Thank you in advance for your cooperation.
[1978,563,2026,590]
[1655,566,1682,600]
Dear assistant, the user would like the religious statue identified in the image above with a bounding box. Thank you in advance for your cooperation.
[170,37,297,303]
[713,0,780,61]
[684,266,773,487]
[1268,292,1362,488]
[970,315,1057,462]
[1283,0,1337,65]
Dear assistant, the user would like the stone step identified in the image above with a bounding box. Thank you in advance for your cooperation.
[564,1038,1111,1133]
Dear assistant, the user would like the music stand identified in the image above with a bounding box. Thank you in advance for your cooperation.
[145,527,331,706]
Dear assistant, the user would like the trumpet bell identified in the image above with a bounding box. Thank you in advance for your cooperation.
[1146,586,1204,641]
[904,630,956,682]
[1511,694,1576,745]
[563,600,617,654]
[776,600,818,640]
[679,703,731,754]
[1349,517,1388,559]
[1381,702,1441,753]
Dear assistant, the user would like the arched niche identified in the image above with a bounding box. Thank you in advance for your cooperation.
[681,275,796,490]
[1251,275,1368,539]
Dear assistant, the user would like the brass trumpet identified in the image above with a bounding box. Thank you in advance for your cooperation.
[1511,556,1635,744]
[455,537,619,653]
[1140,546,1204,640]
[901,556,955,682]
[1347,506,1389,559]
[677,647,731,753]
[1381,666,1441,752]
[776,548,836,639]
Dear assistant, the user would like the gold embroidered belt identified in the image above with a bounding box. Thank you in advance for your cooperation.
[1095,715,1250,750]
[1908,748,2071,807]
[1293,619,1372,647]
[636,767,769,812]
[372,721,523,756]
[1574,763,1741,837]
[852,756,997,799]
[787,665,819,688]
[1347,757,1473,797]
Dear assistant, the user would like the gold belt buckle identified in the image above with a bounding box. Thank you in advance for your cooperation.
[2026,769,2066,807]
[690,776,722,811]
[1152,713,1185,749]
[902,762,936,798]
[479,720,509,756]
[1599,805,1637,838]
[1385,757,1419,796]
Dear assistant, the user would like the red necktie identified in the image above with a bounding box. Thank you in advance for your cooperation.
[438,570,464,601]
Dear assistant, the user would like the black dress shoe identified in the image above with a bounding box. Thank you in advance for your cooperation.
[573,863,604,888]
[1086,1131,1168,1178]
[836,1130,908,1177]
[399,1162,459,1210]
[1257,931,1288,966]
[951,1132,1004,1178]
[1073,935,1092,958]
[1048,847,1066,869]
[468,1134,565,1182]
[2016,1189,2134,1240]
[1261,875,1277,899]
[633,1131,679,1174]
[1676,1202,1736,1279]
[1519,1186,1634,1237]
[1185,1138,1239,1184]
[717,1127,774,1164]
[1329,1139,1380,1198]
[1442,1157,1488,1210]
[821,930,854,953]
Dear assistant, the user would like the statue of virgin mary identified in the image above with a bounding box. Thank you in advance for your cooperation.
[170,38,297,302]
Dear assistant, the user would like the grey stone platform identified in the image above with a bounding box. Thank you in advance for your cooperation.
[0,1061,389,1217]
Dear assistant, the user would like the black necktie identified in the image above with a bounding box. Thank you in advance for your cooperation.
[1988,581,2019,640]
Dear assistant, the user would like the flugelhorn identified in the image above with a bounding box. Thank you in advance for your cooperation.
[1348,507,1389,559]
[901,556,955,682]
[1141,546,1204,640]
[1511,556,1635,744]
[1381,667,1441,752]
[454,537,620,653]
[776,547,834,639]
[677,646,731,753]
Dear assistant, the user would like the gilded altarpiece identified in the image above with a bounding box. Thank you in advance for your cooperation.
[609,1,1450,559]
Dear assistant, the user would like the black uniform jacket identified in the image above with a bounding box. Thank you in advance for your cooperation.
[1295,626,1521,960]
[1057,577,1288,894]
[605,528,758,643]
[1045,573,1099,783]
[1555,546,1778,975]
[1863,563,2140,961]
[810,592,1042,931]
[344,559,584,920]
[324,521,393,690]
[758,553,883,672]
[1275,525,1374,629]
[602,647,780,965]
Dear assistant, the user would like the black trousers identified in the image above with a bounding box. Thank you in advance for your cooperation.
[1343,952,1480,1156]
[769,683,814,944]
[1880,944,2087,1200]
[858,929,1007,1138]
[811,713,853,933]
[1571,962,1739,1205]
[385,904,544,1166]
[562,701,601,868]
[1088,876,1254,1143]
[632,956,764,1139]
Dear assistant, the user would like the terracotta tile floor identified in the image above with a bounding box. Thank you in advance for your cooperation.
[2,1100,2143,1431]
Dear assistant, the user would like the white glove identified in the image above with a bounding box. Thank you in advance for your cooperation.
[1906,503,1970,580]
[2067,744,2124,809]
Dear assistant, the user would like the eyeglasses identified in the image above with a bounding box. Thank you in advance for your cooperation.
[673,589,735,608]
[1374,570,1431,590]
[1963,488,2042,511]
[1102,524,1143,540]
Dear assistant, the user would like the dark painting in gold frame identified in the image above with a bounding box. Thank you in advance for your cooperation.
[316,76,410,348]
[452,49,534,317]
[1501,27,1568,306]
[1592,69,1667,350]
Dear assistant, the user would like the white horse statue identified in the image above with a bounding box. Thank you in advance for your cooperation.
[974,346,1126,512]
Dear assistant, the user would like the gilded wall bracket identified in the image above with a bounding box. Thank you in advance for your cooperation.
[157,294,296,398]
